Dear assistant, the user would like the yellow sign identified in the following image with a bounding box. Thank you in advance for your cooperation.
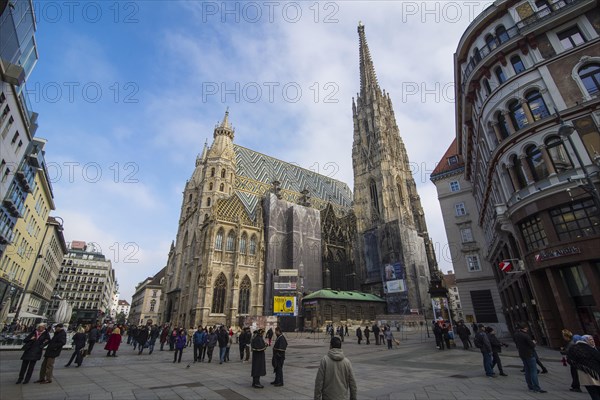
[273,296,296,316]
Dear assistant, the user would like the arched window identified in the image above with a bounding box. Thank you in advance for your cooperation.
[211,273,227,313]
[495,67,506,84]
[545,136,573,172]
[496,25,509,43]
[526,145,549,181]
[579,63,600,97]
[497,113,510,139]
[209,182,213,190]
[249,235,257,255]
[485,34,496,51]
[226,230,235,251]
[188,194,192,202]
[210,168,215,177]
[215,229,223,250]
[221,169,226,178]
[482,79,492,96]
[219,183,224,191]
[511,55,525,74]
[207,197,211,207]
[510,155,527,189]
[525,91,549,121]
[240,233,247,254]
[508,100,528,130]
[369,179,380,216]
[238,276,251,315]
[473,47,481,63]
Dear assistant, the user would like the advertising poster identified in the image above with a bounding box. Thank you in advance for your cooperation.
[273,296,296,316]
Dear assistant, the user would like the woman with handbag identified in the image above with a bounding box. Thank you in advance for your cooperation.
[16,323,50,384]
[65,326,87,367]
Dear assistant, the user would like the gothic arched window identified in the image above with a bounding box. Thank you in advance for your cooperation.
[240,233,247,254]
[219,183,225,191]
[207,197,211,207]
[221,169,226,178]
[226,230,236,251]
[369,180,380,216]
[210,168,215,177]
[215,229,224,250]
[209,182,213,190]
[238,276,251,315]
[211,273,227,313]
[249,235,257,255]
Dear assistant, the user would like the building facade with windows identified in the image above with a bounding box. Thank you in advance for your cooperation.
[431,145,507,331]
[129,268,164,326]
[115,299,130,319]
[49,241,117,324]
[443,271,464,321]
[455,0,600,347]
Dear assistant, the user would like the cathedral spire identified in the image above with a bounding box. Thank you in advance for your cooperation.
[357,22,380,98]
[214,108,234,140]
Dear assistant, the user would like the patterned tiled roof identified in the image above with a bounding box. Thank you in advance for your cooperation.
[233,145,353,218]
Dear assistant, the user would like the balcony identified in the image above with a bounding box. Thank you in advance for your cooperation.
[462,0,581,88]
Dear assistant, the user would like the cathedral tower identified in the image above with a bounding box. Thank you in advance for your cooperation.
[352,23,436,314]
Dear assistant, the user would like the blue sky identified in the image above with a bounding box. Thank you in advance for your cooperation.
[27,1,492,302]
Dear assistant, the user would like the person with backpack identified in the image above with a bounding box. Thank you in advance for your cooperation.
[486,326,508,376]
[474,324,496,378]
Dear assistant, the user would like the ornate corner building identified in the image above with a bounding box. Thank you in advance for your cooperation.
[161,24,438,329]
[454,0,600,347]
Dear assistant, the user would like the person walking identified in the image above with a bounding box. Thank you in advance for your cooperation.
[36,323,67,384]
[87,324,99,355]
[193,326,204,363]
[568,335,600,400]
[217,325,229,364]
[383,326,396,349]
[433,322,444,350]
[271,327,287,387]
[137,324,150,355]
[169,327,177,351]
[474,323,495,378]
[148,324,159,354]
[225,331,233,362]
[266,327,274,346]
[486,326,508,376]
[372,324,380,345]
[104,325,122,357]
[16,323,50,384]
[364,326,370,345]
[251,328,267,388]
[561,329,582,392]
[356,327,362,344]
[239,327,249,362]
[314,337,357,400]
[206,327,217,363]
[65,326,87,367]
[159,324,169,351]
[173,328,186,363]
[456,321,472,350]
[514,322,546,393]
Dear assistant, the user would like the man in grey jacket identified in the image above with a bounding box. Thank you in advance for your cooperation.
[314,337,357,400]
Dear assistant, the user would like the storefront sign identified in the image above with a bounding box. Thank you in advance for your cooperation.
[534,246,581,262]
[273,296,296,316]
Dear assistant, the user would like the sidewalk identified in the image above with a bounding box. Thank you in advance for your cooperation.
[0,331,582,400]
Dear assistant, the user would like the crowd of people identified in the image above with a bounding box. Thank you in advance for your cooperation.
[10,318,600,399]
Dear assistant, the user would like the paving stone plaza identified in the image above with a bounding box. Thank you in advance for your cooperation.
[0,330,583,400]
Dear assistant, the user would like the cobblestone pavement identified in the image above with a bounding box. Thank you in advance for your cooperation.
[0,331,584,400]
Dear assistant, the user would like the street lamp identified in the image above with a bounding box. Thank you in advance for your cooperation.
[558,124,600,210]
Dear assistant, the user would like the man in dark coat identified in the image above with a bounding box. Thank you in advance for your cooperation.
[514,323,546,393]
[217,325,229,364]
[137,324,150,355]
[372,324,380,345]
[239,327,250,362]
[251,328,267,388]
[16,323,50,384]
[271,327,288,386]
[87,324,99,355]
[456,321,471,350]
[364,326,370,345]
[474,323,495,377]
[36,323,67,384]
[356,327,362,344]
[433,322,443,350]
